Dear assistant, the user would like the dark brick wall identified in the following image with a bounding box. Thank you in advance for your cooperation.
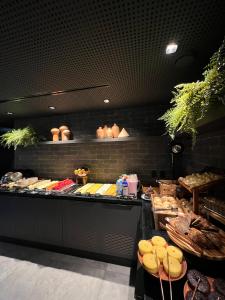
[15,105,167,138]
[15,137,171,184]
[182,129,225,174]
[14,105,172,184]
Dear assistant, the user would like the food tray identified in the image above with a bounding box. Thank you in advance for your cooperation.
[178,178,225,193]
[167,229,225,261]
[137,245,187,282]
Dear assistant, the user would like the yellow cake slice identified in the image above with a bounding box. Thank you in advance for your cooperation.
[138,240,153,255]
[143,253,160,274]
[154,246,167,262]
[163,256,182,278]
[151,236,167,247]
[167,246,183,263]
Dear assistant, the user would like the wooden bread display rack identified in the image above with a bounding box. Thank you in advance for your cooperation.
[162,220,225,261]
[178,178,225,214]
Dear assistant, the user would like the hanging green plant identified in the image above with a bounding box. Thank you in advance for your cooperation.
[159,38,225,145]
[0,126,39,150]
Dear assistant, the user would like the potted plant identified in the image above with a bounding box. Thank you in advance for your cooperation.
[159,38,225,145]
[0,126,39,150]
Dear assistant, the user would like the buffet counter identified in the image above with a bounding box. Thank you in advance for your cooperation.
[0,190,141,266]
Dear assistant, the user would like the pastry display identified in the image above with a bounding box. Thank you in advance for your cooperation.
[137,236,186,280]
[179,172,223,189]
[166,213,225,259]
[152,195,178,209]
[138,240,153,255]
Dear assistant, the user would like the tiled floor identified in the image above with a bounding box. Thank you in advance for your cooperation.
[0,241,134,300]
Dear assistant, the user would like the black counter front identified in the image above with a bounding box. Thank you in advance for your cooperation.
[0,191,141,266]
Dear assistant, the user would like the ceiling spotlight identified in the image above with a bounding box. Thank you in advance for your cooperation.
[166,43,178,54]
[7,112,13,115]
[104,99,110,103]
[48,106,56,110]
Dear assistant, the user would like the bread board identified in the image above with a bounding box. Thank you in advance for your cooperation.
[167,229,225,261]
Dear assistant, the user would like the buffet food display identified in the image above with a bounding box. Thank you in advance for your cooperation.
[165,213,225,260]
[179,172,224,190]
[0,172,127,199]
[138,236,187,281]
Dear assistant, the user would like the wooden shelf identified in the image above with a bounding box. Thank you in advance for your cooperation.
[179,178,225,214]
[39,137,140,144]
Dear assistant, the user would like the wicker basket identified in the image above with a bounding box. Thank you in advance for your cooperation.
[159,180,178,197]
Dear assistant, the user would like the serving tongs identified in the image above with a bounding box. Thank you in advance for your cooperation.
[167,252,173,300]
[154,207,178,212]
[191,277,201,300]
[154,251,165,300]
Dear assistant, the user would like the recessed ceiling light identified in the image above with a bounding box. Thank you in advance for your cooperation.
[48,106,56,110]
[104,99,110,103]
[166,43,178,54]
[7,112,13,115]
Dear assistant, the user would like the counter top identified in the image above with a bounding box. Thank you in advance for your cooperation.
[0,189,142,206]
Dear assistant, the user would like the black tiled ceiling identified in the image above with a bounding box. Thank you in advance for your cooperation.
[0,0,225,118]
